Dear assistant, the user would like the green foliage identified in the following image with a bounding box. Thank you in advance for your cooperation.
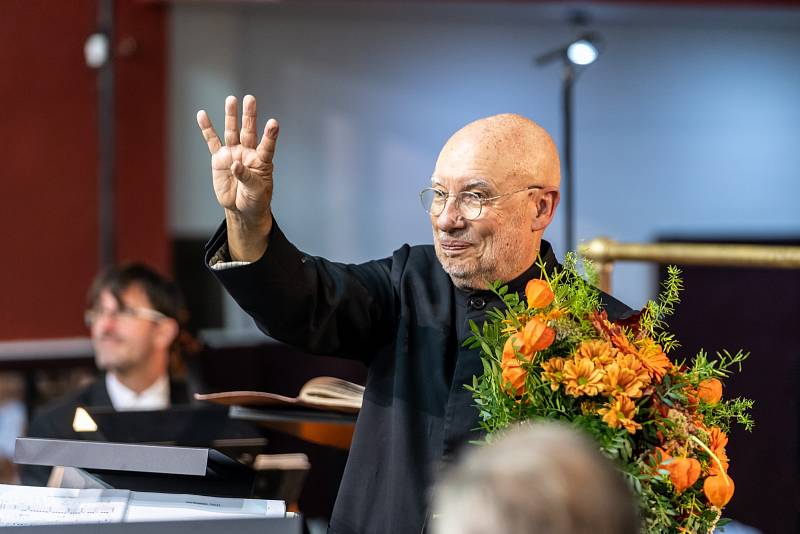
[465,258,753,534]
[640,265,683,353]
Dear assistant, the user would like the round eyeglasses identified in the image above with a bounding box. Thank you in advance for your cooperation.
[419,185,543,221]
[84,306,167,327]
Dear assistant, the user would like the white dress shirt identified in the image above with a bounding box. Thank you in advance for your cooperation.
[105,373,170,411]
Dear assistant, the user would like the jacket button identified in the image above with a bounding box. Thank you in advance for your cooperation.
[468,297,486,310]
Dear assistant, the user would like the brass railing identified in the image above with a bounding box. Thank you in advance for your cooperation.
[578,237,800,293]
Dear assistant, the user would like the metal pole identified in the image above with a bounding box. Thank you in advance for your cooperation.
[562,62,575,253]
[97,0,116,270]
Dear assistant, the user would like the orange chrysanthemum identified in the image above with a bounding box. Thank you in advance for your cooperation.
[602,361,647,399]
[635,338,672,381]
[597,395,641,434]
[610,330,638,355]
[525,279,554,309]
[707,427,730,473]
[576,339,619,367]
[615,353,652,387]
[540,356,566,391]
[562,356,605,397]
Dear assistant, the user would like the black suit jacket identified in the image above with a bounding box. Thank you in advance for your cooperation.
[20,374,188,486]
[207,222,632,534]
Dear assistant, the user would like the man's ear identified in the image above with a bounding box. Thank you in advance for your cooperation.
[531,190,560,231]
[155,318,180,350]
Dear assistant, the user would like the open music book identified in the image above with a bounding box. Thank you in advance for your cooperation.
[0,484,285,526]
[195,376,364,414]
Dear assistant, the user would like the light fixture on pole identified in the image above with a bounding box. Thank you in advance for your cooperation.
[535,31,602,253]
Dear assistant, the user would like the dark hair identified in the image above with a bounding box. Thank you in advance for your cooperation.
[88,263,187,325]
[87,263,199,368]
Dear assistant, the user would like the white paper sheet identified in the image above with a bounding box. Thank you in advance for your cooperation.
[0,484,285,526]
[124,491,285,522]
[0,484,129,526]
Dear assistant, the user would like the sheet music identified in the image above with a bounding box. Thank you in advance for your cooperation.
[0,484,285,526]
[124,491,285,522]
[0,485,129,526]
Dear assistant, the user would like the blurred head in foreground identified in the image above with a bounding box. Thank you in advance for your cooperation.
[433,421,640,534]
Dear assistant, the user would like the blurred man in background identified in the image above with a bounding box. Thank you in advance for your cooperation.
[21,263,192,485]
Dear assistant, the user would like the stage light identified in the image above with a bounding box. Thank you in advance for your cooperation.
[567,39,599,66]
[84,32,110,69]
[535,33,602,67]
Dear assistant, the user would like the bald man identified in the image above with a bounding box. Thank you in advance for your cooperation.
[198,96,631,534]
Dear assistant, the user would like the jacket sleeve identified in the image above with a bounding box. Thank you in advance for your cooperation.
[205,220,400,362]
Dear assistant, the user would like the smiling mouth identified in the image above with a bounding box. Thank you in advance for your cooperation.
[439,240,473,252]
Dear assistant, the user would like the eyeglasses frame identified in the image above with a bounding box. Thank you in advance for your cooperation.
[84,306,168,328]
[419,184,545,220]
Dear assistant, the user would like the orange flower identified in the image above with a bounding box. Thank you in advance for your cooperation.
[697,378,722,404]
[708,426,728,452]
[610,331,637,355]
[540,357,566,391]
[590,310,672,381]
[659,452,701,493]
[707,427,730,473]
[615,353,652,388]
[635,338,672,381]
[704,473,735,507]
[522,317,555,353]
[501,335,531,396]
[603,361,646,399]
[525,279,554,309]
[536,306,567,323]
[502,334,527,363]
[563,357,605,397]
[597,395,641,434]
[501,359,527,396]
[576,339,619,366]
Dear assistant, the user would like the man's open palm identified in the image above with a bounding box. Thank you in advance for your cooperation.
[197,95,279,221]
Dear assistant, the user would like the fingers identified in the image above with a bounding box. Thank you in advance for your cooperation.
[240,95,258,149]
[196,110,222,155]
[256,118,280,164]
[231,160,260,188]
[202,95,275,159]
[224,95,239,147]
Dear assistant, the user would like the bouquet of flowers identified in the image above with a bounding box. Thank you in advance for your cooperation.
[465,255,754,533]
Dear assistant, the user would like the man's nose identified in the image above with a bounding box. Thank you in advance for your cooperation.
[435,196,466,232]
[93,312,118,333]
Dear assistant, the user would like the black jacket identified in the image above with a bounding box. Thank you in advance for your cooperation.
[21,375,188,486]
[207,222,632,534]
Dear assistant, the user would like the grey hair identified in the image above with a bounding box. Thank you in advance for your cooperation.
[432,421,640,534]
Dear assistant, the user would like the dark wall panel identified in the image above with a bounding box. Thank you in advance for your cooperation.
[659,236,800,534]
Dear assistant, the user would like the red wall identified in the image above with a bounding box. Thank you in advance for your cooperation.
[0,0,168,340]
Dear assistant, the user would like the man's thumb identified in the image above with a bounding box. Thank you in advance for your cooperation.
[231,161,255,186]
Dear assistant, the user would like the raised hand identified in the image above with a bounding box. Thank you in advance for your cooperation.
[197,95,279,261]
